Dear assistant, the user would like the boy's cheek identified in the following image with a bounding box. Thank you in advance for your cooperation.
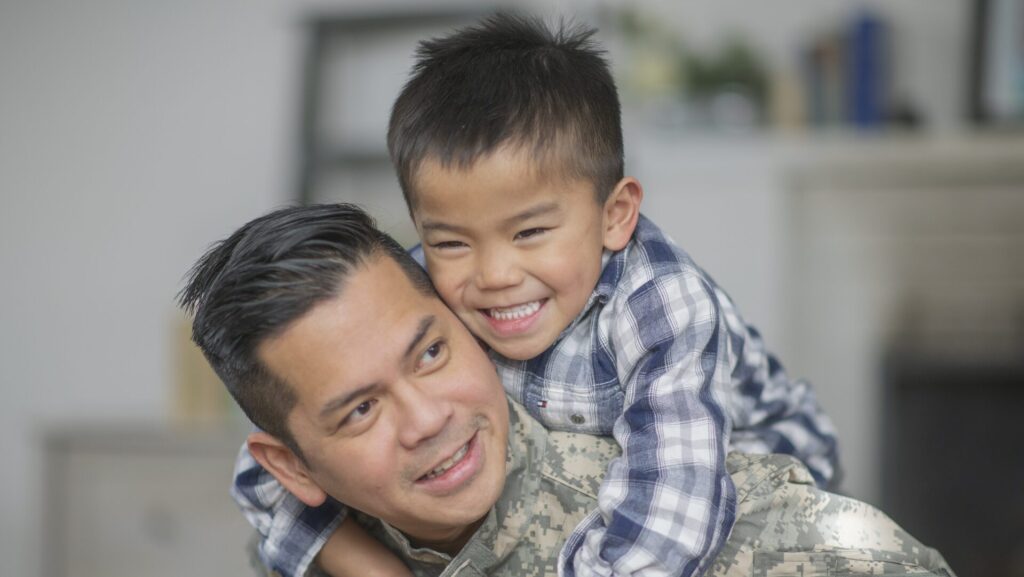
[424,264,466,304]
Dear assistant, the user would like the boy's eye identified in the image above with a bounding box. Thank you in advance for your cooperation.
[514,227,547,240]
[416,340,447,371]
[430,240,468,250]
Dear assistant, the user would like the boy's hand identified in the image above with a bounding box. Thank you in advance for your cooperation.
[315,517,413,577]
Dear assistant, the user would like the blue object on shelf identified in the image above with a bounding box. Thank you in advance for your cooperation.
[847,11,887,128]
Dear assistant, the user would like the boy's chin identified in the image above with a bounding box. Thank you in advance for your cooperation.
[483,337,548,361]
[460,310,559,360]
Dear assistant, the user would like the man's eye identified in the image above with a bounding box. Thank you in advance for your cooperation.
[514,228,547,240]
[417,341,446,370]
[343,399,377,426]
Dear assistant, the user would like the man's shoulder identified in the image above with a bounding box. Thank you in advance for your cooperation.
[508,399,618,506]
[725,452,816,503]
[596,215,722,330]
[540,430,621,499]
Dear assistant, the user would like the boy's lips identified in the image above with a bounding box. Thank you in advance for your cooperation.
[479,299,547,336]
[484,300,544,320]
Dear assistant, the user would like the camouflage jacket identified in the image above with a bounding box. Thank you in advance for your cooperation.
[709,452,955,577]
[349,400,616,577]
[255,400,954,577]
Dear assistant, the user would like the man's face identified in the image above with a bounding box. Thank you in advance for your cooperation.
[259,256,509,550]
[411,147,612,361]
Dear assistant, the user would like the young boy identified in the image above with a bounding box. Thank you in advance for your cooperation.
[233,13,840,577]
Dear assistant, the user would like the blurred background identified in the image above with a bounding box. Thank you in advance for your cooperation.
[2,0,1022,575]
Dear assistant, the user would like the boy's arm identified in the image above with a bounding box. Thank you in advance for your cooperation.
[559,272,737,577]
[231,442,345,576]
[316,517,414,577]
[717,292,840,487]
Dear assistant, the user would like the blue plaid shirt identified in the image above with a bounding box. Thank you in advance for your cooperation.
[231,215,840,577]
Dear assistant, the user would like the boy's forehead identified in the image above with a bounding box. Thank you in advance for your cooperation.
[409,145,592,206]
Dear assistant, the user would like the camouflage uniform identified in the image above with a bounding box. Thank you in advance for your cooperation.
[709,452,955,577]
[250,401,954,577]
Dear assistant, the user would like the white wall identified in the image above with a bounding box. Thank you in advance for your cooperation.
[0,1,298,574]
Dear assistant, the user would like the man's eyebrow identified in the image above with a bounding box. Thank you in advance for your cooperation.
[403,315,436,360]
[317,315,437,423]
[419,202,561,233]
[318,383,380,422]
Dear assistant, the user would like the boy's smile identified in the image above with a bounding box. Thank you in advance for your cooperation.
[411,146,640,361]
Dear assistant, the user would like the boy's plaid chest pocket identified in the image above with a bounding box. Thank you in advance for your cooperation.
[522,372,623,435]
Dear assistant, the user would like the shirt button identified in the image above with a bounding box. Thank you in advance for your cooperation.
[570,414,586,425]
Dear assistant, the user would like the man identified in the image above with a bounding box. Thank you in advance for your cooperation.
[180,204,954,577]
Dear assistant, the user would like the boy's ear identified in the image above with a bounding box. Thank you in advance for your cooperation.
[601,177,643,251]
[247,431,328,508]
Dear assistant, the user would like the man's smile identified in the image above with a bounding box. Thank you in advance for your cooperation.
[423,441,471,480]
[414,431,486,495]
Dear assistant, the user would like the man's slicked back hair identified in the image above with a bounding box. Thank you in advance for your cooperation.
[178,203,434,461]
[388,12,623,209]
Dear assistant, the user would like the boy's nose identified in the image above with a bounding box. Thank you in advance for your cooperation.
[474,247,523,290]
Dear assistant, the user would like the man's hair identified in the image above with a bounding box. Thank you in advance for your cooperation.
[388,12,623,209]
[178,203,434,461]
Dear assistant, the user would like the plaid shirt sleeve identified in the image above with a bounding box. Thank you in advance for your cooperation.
[559,270,738,577]
[231,442,345,577]
[718,296,840,488]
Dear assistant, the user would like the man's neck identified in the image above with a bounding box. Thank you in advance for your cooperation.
[407,515,487,557]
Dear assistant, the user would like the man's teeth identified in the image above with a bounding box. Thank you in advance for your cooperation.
[488,301,541,321]
[425,443,470,479]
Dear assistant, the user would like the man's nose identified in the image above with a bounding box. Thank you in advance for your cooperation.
[395,380,454,449]
[474,244,523,290]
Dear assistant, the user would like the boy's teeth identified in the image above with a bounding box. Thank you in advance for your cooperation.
[488,301,541,321]
[425,443,470,479]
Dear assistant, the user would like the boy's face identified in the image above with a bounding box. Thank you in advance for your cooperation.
[411,147,625,361]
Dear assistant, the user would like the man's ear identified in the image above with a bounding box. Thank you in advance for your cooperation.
[601,177,643,252]
[247,431,328,508]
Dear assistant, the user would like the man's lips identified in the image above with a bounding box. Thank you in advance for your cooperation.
[415,432,482,494]
[422,441,471,480]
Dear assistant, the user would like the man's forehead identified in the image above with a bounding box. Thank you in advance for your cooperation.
[258,257,441,381]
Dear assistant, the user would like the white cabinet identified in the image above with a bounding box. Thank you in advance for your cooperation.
[43,425,255,577]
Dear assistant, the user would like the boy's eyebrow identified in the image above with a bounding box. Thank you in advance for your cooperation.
[502,201,561,226]
[418,219,465,234]
[419,202,562,233]
[317,315,436,422]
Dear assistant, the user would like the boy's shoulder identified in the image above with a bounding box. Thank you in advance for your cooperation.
[603,214,705,296]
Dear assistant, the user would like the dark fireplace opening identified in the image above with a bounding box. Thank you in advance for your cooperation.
[882,343,1024,577]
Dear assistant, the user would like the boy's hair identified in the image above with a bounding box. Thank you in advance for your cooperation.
[388,12,623,209]
[178,203,434,461]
